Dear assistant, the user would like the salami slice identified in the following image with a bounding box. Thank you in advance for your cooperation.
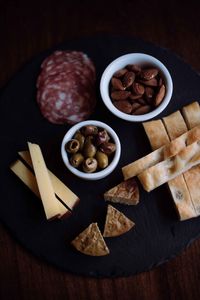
[37,51,96,124]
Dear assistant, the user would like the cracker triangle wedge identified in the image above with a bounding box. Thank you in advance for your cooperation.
[71,223,109,256]
[103,205,135,237]
[104,178,139,205]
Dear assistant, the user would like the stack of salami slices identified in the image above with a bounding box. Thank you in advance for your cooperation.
[36,51,96,124]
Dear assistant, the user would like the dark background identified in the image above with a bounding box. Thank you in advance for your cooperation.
[1,0,200,299]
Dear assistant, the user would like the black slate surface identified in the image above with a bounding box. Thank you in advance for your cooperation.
[0,36,200,277]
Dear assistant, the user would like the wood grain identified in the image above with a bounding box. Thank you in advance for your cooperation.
[1,0,200,299]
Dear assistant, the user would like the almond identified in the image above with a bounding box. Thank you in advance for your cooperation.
[140,68,159,80]
[139,78,158,87]
[145,87,154,103]
[122,72,135,88]
[131,102,141,112]
[113,100,132,114]
[154,84,165,107]
[132,82,145,95]
[137,98,147,105]
[111,91,131,100]
[114,68,128,78]
[127,64,141,73]
[132,105,151,115]
[129,94,142,100]
[111,77,125,91]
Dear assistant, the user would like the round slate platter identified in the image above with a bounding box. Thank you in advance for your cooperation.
[1,36,200,278]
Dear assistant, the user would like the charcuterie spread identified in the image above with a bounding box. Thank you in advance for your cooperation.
[9,47,200,257]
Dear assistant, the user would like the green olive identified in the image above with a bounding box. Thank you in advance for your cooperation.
[95,151,109,169]
[70,153,84,168]
[81,125,98,136]
[82,158,98,173]
[83,137,97,158]
[65,139,80,154]
[73,131,85,150]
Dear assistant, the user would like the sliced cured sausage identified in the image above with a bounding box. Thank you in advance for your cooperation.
[37,51,96,124]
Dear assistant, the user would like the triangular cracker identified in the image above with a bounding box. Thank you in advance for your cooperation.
[104,178,139,205]
[71,223,109,256]
[103,205,135,237]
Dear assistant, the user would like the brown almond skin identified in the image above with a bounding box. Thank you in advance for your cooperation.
[132,105,151,115]
[139,78,158,87]
[158,77,163,86]
[131,102,141,112]
[137,98,147,105]
[127,64,141,73]
[132,82,145,95]
[113,68,128,78]
[113,100,132,114]
[154,84,166,107]
[140,68,159,80]
[129,93,141,100]
[111,91,131,100]
[111,77,125,91]
[145,87,154,103]
[122,72,135,88]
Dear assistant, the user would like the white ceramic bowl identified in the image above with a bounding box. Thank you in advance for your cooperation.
[100,53,173,122]
[61,120,121,180]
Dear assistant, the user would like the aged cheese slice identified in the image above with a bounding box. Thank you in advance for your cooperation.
[18,150,79,210]
[10,159,70,218]
[138,141,200,192]
[163,110,188,140]
[28,142,61,220]
[168,175,197,220]
[10,160,40,197]
[122,125,200,180]
[143,120,170,150]
[182,101,200,130]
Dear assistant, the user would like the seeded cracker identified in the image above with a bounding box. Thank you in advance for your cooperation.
[104,178,139,205]
[71,223,109,256]
[103,205,135,237]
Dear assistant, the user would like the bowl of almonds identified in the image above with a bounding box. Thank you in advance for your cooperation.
[100,53,173,122]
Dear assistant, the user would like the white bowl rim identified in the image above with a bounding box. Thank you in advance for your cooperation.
[61,120,121,180]
[100,53,173,122]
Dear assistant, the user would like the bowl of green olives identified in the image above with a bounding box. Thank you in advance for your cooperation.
[61,120,121,180]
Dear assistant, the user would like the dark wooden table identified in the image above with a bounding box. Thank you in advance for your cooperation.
[1,1,200,299]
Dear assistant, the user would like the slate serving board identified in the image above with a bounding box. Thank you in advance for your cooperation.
[1,36,200,278]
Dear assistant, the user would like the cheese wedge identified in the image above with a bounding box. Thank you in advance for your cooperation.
[18,150,79,210]
[10,159,70,218]
[28,142,61,220]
